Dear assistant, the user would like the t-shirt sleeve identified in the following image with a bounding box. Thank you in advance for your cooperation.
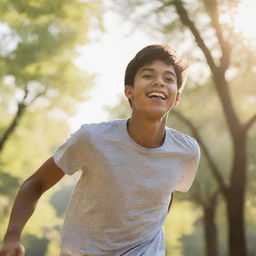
[174,138,200,192]
[53,124,91,175]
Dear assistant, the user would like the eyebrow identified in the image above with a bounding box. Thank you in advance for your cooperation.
[139,68,177,79]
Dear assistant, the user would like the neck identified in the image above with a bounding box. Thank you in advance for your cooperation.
[127,113,168,148]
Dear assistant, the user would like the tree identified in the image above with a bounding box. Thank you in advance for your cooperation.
[112,1,256,255]
[172,109,221,256]
[0,2,104,254]
[0,0,103,154]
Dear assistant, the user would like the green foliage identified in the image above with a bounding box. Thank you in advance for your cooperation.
[0,1,104,254]
[0,111,69,178]
[0,170,20,218]
[0,171,19,197]
[164,201,202,256]
[0,112,73,253]
[180,221,204,256]
[50,184,74,217]
[0,113,68,236]
[0,0,103,122]
[23,234,49,256]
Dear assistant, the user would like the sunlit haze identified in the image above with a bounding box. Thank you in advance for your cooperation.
[231,0,256,39]
[220,0,256,43]
[233,0,256,39]
[70,9,155,131]
[70,0,256,131]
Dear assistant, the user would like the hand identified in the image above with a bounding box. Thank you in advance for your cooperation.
[0,240,25,256]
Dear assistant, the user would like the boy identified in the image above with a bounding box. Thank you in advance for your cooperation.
[0,44,200,256]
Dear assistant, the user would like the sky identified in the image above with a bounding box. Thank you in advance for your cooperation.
[69,7,157,131]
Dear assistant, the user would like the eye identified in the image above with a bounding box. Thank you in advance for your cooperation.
[166,77,175,83]
[142,74,152,78]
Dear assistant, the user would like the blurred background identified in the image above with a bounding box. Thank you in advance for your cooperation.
[0,0,256,255]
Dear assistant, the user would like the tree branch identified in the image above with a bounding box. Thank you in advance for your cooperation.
[172,0,218,74]
[203,0,231,70]
[0,86,47,154]
[0,101,27,154]
[29,88,48,104]
[244,113,256,132]
[172,110,229,197]
[171,0,241,137]
[205,189,219,209]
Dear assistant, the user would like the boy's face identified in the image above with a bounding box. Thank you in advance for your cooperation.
[125,60,180,119]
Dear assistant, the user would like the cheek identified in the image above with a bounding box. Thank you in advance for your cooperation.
[133,85,145,97]
[168,86,177,94]
[168,88,178,101]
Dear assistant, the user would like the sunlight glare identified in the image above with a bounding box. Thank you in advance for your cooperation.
[232,0,256,39]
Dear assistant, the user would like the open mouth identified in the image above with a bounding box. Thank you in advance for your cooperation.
[147,92,167,100]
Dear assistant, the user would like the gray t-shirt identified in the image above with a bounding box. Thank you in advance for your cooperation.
[53,119,200,256]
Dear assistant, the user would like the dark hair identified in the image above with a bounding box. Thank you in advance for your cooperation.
[125,44,188,91]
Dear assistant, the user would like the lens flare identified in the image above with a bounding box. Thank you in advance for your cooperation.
[232,0,256,39]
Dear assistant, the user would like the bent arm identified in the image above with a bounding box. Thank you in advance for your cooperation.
[2,157,64,243]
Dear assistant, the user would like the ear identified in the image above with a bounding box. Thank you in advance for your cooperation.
[124,85,134,99]
[174,91,181,105]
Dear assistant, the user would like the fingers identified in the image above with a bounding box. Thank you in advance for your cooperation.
[17,247,25,256]
[17,250,24,256]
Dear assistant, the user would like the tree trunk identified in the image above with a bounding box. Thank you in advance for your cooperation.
[203,197,219,256]
[226,133,247,256]
[0,102,26,154]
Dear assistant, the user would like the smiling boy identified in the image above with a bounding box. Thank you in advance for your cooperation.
[0,44,200,256]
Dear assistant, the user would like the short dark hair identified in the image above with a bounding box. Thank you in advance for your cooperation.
[125,44,188,91]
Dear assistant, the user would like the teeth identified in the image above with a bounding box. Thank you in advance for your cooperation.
[148,92,166,99]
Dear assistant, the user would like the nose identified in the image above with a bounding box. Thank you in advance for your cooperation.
[152,76,164,87]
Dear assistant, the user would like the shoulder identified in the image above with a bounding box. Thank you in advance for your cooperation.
[83,119,126,133]
[166,127,200,158]
[76,119,127,142]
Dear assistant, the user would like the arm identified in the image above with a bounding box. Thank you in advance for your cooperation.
[0,157,65,256]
